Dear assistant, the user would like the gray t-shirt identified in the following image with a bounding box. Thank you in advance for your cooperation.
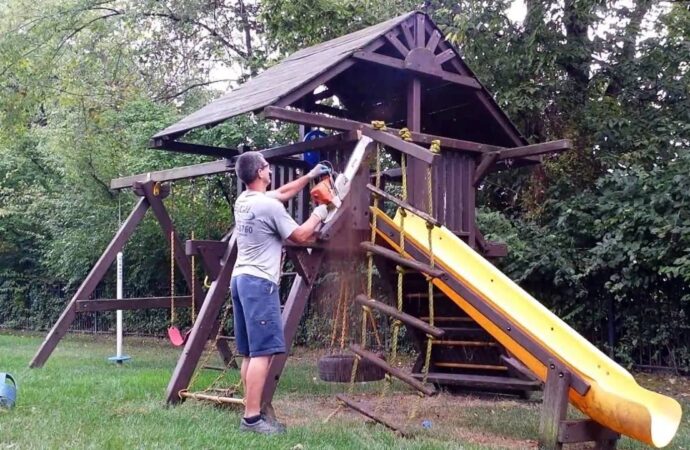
[232,190,299,284]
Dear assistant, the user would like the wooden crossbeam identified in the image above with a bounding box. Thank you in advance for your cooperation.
[354,294,445,338]
[336,394,407,436]
[365,184,439,226]
[434,362,508,371]
[76,296,193,312]
[360,242,445,279]
[497,139,572,160]
[350,344,435,396]
[360,126,436,164]
[112,131,358,190]
[352,51,481,90]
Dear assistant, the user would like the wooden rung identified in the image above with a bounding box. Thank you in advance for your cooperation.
[335,394,407,436]
[216,335,235,341]
[350,344,435,396]
[360,242,445,279]
[405,293,446,299]
[366,184,440,227]
[354,295,445,338]
[76,296,193,312]
[431,340,497,347]
[179,391,245,405]
[434,362,509,371]
[201,365,227,371]
[412,372,542,390]
[421,316,474,322]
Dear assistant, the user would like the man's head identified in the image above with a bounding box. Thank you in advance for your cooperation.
[235,151,271,189]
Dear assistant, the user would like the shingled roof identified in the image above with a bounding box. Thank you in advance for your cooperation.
[153,12,416,139]
[153,11,526,147]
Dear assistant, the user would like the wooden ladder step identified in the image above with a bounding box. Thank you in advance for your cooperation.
[434,362,509,371]
[422,316,474,323]
[179,391,244,405]
[360,241,445,279]
[432,340,497,347]
[217,335,235,341]
[350,344,435,396]
[335,394,407,436]
[405,293,447,299]
[412,372,542,391]
[354,295,445,338]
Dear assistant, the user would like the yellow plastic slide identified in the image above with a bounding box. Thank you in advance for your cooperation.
[372,207,682,447]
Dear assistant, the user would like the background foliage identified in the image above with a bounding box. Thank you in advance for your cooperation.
[0,0,687,371]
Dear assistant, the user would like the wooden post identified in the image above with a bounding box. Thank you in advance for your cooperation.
[539,361,571,450]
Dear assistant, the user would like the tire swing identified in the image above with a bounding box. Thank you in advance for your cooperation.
[317,263,385,383]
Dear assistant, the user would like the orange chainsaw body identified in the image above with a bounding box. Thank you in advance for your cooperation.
[310,175,337,206]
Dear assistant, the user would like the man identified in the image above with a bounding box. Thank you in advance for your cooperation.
[231,151,329,434]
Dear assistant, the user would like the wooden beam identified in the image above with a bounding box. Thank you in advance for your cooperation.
[76,296,193,312]
[366,184,439,226]
[112,132,357,190]
[496,139,572,160]
[385,31,409,58]
[415,13,425,47]
[354,294,445,338]
[111,160,230,190]
[434,48,455,65]
[179,391,244,405]
[149,139,238,158]
[275,59,356,108]
[361,126,435,164]
[473,151,499,187]
[336,394,407,435]
[262,106,537,160]
[352,51,480,90]
[426,30,441,52]
[399,19,416,48]
[350,344,436,396]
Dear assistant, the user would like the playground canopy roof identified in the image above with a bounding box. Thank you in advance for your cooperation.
[153,11,527,148]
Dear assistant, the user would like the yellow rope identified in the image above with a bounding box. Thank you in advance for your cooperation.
[399,127,412,141]
[371,120,387,130]
[430,139,441,154]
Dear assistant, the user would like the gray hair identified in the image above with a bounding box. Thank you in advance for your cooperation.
[235,151,265,185]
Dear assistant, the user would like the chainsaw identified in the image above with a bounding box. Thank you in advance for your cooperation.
[309,134,373,223]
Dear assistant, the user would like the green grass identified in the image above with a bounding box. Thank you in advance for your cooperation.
[0,332,688,449]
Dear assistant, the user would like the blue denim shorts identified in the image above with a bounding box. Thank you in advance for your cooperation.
[231,274,286,357]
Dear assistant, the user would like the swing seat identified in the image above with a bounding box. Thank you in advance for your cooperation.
[167,326,191,347]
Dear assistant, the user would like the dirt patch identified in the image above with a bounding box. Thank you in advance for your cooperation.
[275,392,539,449]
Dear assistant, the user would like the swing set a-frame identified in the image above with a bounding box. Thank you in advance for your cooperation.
[30,11,682,449]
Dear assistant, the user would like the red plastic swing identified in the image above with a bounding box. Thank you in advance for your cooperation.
[167,326,191,347]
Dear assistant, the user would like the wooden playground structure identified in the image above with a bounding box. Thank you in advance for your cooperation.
[30,11,683,449]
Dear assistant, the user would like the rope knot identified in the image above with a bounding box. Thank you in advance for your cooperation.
[399,127,412,141]
[430,139,441,153]
[395,265,406,275]
[371,120,387,130]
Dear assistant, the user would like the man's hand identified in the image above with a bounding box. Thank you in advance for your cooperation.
[311,204,329,222]
[307,164,330,180]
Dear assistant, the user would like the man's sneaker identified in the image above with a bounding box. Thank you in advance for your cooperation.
[239,417,285,435]
[261,413,287,432]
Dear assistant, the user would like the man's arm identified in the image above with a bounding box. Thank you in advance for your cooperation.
[267,164,330,203]
[287,205,329,243]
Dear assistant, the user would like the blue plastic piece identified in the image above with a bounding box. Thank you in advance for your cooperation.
[421,419,432,429]
[303,130,328,168]
[108,355,132,364]
[0,372,17,409]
